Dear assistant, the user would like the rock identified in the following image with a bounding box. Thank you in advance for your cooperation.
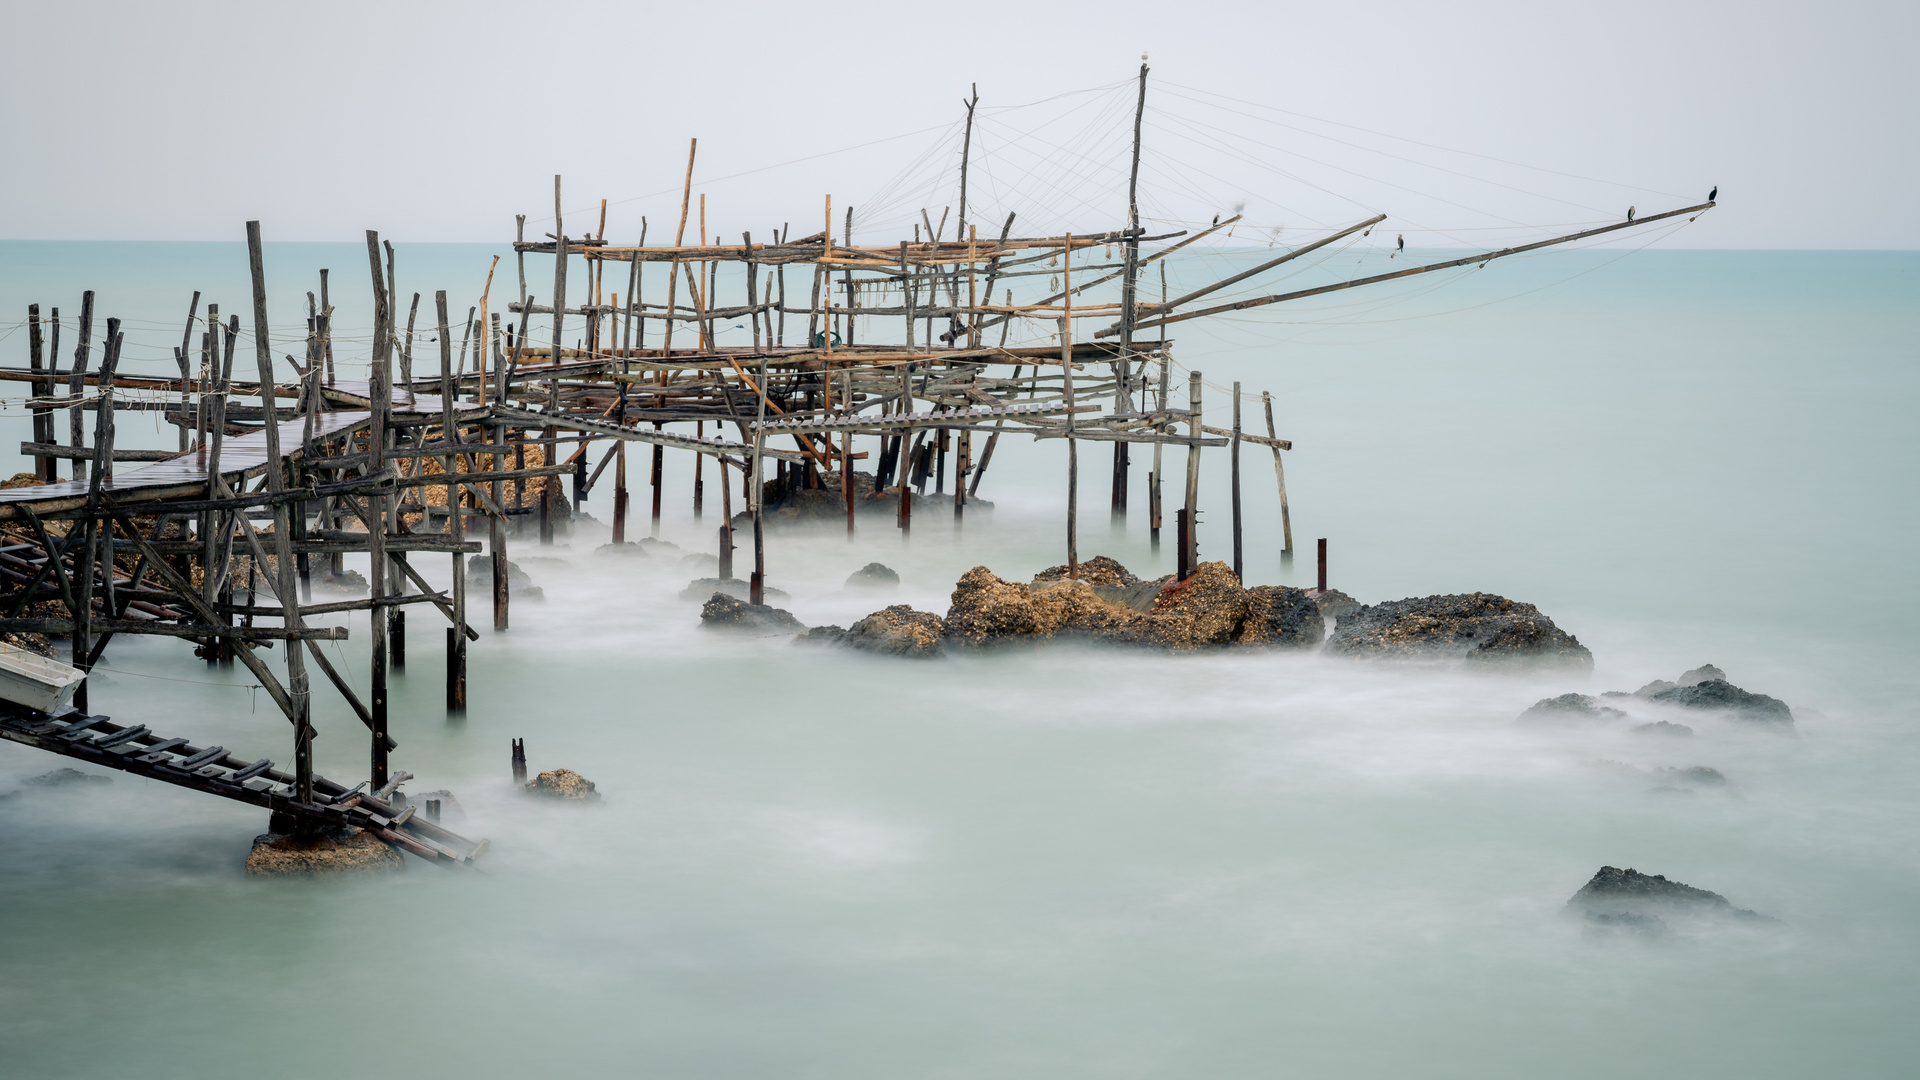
[680,552,720,572]
[1632,665,1726,698]
[794,625,848,646]
[944,561,1269,651]
[1582,911,1669,940]
[526,768,600,801]
[845,562,901,590]
[680,577,789,603]
[1676,664,1726,686]
[845,605,947,658]
[1518,693,1626,724]
[1237,586,1326,648]
[410,789,464,823]
[25,767,110,787]
[1141,562,1251,648]
[1650,679,1793,725]
[1325,592,1592,669]
[944,566,1148,647]
[1652,766,1727,787]
[1309,588,1362,620]
[244,829,403,876]
[638,537,681,555]
[1033,555,1139,587]
[1565,865,1771,924]
[313,569,370,596]
[594,542,648,557]
[1632,720,1694,737]
[700,592,805,635]
[465,555,544,601]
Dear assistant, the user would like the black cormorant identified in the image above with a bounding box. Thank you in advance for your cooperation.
[1709,186,1717,202]
[1627,205,1636,221]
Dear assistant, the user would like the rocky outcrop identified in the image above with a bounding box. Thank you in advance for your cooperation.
[1633,720,1694,737]
[1650,680,1793,725]
[943,560,1318,651]
[700,592,805,635]
[1326,593,1592,669]
[313,568,370,596]
[1033,556,1139,587]
[244,829,403,876]
[845,563,900,591]
[1565,866,1771,930]
[466,555,544,601]
[1239,586,1326,648]
[1518,693,1626,723]
[680,577,789,603]
[527,768,599,801]
[1632,663,1726,698]
[844,606,947,658]
[25,767,110,787]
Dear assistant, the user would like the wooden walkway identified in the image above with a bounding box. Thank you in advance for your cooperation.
[0,702,487,867]
[0,411,371,517]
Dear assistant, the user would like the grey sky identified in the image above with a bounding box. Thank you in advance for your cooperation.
[3,0,1911,248]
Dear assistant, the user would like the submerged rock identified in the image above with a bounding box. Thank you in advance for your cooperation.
[1565,866,1771,924]
[1633,720,1695,737]
[845,605,947,658]
[1650,679,1794,725]
[25,767,110,787]
[1632,664,1727,698]
[1238,586,1326,648]
[527,768,600,801]
[845,562,901,591]
[700,592,805,635]
[794,625,849,646]
[594,541,647,557]
[1518,693,1627,724]
[1326,592,1592,669]
[679,577,789,603]
[465,555,545,601]
[244,829,403,876]
[313,568,371,596]
[1652,765,1728,787]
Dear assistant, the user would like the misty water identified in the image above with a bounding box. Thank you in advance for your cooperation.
[1,243,1916,1076]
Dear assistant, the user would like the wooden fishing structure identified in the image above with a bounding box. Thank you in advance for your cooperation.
[0,63,1713,865]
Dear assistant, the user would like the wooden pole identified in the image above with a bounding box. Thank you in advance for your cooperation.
[1183,371,1202,576]
[1231,381,1243,583]
[175,292,199,453]
[26,306,49,482]
[663,140,696,357]
[1264,391,1293,564]
[69,292,93,483]
[247,222,314,810]
[490,313,509,630]
[437,290,466,712]
[365,231,392,788]
[750,355,769,604]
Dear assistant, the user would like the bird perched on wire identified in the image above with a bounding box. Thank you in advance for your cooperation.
[1627,205,1637,221]
[1391,233,1404,258]
[1709,186,1718,202]
[1212,214,1219,227]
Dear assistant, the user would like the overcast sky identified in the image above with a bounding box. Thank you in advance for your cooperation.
[3,0,1911,248]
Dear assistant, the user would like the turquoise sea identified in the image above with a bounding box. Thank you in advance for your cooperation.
[0,240,1915,1077]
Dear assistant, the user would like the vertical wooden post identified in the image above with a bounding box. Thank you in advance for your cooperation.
[490,314,509,631]
[1062,314,1078,580]
[1183,370,1202,575]
[247,222,315,809]
[69,292,93,483]
[511,737,527,784]
[719,447,735,577]
[1317,538,1327,593]
[650,433,664,537]
[694,420,705,518]
[437,291,466,712]
[1231,382,1244,583]
[26,306,51,482]
[750,355,769,604]
[365,230,392,788]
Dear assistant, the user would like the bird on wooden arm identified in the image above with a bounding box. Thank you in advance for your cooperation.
[1709,186,1718,202]
[1627,205,1637,221]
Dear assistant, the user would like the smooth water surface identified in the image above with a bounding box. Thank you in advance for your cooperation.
[0,244,1915,1077]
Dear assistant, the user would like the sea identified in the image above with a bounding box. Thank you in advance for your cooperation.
[0,240,1915,1078]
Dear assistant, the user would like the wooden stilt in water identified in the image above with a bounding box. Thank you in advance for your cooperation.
[694,420,704,518]
[437,291,466,713]
[365,230,392,789]
[1317,538,1327,593]
[750,356,769,604]
[1231,381,1243,583]
[1183,371,1203,576]
[511,738,527,783]
[613,444,628,543]
[650,433,663,537]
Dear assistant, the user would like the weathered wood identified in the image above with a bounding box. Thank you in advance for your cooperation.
[1264,392,1292,561]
